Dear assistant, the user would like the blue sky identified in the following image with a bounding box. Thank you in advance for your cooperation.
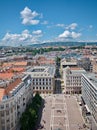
[0,0,97,46]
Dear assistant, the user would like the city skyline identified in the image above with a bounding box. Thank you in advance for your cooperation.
[0,0,97,46]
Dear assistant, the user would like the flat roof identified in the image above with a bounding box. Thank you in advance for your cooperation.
[70,67,86,74]
[25,66,55,77]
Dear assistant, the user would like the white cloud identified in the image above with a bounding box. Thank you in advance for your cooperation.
[32,30,42,35]
[58,30,81,40]
[47,23,78,30]
[20,7,41,25]
[66,23,78,30]
[1,29,43,46]
[59,30,71,38]
[56,24,65,28]
[71,32,81,38]
[41,20,48,25]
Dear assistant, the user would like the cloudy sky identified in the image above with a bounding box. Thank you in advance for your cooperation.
[0,0,97,46]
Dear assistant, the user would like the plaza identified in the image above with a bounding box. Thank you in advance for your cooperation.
[38,94,86,130]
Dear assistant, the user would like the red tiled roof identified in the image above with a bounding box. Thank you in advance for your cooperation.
[7,67,25,73]
[0,89,5,101]
[38,59,55,65]
[14,61,27,66]
[0,78,22,101]
[0,73,14,80]
[3,61,27,67]
[5,78,22,95]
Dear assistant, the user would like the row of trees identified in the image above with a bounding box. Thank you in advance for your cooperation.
[31,47,65,55]
[56,56,61,67]
[20,93,42,130]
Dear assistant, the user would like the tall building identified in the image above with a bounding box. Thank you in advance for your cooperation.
[0,74,32,130]
[25,66,55,94]
[63,67,86,94]
[82,73,97,123]
[77,57,91,71]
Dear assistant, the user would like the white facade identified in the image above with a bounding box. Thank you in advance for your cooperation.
[82,73,97,123]
[63,67,86,94]
[0,75,32,130]
[61,58,77,72]
[25,66,55,94]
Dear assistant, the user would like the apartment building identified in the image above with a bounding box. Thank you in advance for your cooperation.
[25,66,55,94]
[63,67,86,94]
[82,73,97,123]
[0,74,32,130]
[61,58,77,74]
[91,59,97,73]
[77,57,91,71]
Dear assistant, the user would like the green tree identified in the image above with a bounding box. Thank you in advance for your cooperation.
[20,93,42,130]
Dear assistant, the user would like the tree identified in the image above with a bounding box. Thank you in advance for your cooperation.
[56,56,61,66]
[20,93,42,130]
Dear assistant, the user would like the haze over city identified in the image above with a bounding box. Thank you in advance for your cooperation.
[0,0,97,46]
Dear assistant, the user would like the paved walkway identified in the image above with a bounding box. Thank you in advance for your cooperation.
[50,94,69,130]
[38,94,87,130]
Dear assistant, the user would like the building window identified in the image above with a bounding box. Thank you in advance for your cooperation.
[11,122,13,128]
[49,78,51,81]
[6,110,9,115]
[11,115,13,121]
[1,105,4,109]
[1,119,5,124]
[46,82,48,85]
[1,111,4,117]
[23,103,25,106]
[11,108,13,113]
[1,126,5,130]
[6,104,9,108]
[6,124,10,130]
[6,118,10,123]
